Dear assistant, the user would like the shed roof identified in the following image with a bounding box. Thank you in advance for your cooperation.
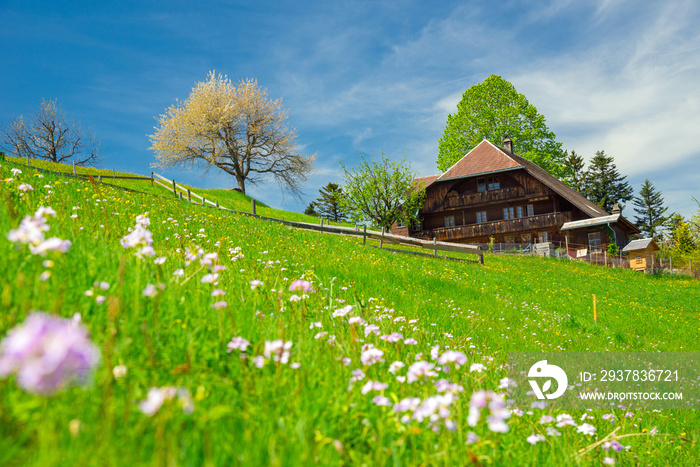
[622,238,659,252]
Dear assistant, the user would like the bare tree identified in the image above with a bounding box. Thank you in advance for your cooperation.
[149,71,314,196]
[1,99,101,166]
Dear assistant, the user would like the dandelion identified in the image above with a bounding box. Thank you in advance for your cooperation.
[0,312,100,395]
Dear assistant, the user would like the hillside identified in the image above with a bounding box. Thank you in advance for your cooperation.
[0,159,698,466]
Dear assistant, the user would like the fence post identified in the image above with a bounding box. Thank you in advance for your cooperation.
[171,179,176,194]
[478,253,484,265]
[151,172,154,186]
[251,199,256,215]
[73,161,76,177]
[321,219,324,227]
[202,196,206,206]
[98,175,102,183]
[187,188,191,202]
[380,227,385,249]
[216,200,219,208]
[179,192,183,201]
[113,169,116,180]
[26,154,30,166]
[433,237,438,257]
[363,225,367,246]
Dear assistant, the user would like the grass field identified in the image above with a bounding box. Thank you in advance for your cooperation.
[1,159,699,466]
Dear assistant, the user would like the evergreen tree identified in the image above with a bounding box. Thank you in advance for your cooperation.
[632,179,669,240]
[304,201,318,217]
[563,150,586,193]
[314,183,347,222]
[584,150,633,213]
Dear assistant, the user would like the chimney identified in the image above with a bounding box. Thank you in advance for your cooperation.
[611,203,622,215]
[502,136,513,153]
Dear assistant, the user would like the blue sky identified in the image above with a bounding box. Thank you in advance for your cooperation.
[2,0,699,218]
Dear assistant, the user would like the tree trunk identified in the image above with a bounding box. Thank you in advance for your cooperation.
[237,177,246,195]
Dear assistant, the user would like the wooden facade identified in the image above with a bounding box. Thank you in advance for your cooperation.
[392,140,639,250]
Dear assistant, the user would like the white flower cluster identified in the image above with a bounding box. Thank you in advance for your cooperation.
[7,206,71,255]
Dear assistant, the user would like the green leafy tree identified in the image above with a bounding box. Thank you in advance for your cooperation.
[563,150,586,192]
[437,75,566,177]
[584,150,633,213]
[340,151,426,231]
[314,182,347,222]
[632,179,669,240]
[672,219,698,254]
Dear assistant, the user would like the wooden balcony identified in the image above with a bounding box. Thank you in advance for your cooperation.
[424,186,544,214]
[423,211,573,242]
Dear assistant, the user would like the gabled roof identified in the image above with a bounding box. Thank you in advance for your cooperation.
[437,140,522,180]
[623,238,659,252]
[413,174,440,189]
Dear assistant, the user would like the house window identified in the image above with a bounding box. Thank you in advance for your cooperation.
[522,233,532,243]
[538,232,549,243]
[476,211,487,223]
[411,222,421,232]
[445,216,455,228]
[588,232,602,253]
[503,207,514,219]
[505,236,515,245]
[487,176,500,190]
[516,206,523,218]
[636,256,642,264]
[527,204,534,217]
[397,219,405,228]
[477,178,486,192]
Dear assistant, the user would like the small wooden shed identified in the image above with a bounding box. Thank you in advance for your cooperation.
[622,238,659,272]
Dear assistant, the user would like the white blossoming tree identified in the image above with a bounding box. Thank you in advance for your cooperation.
[149,72,315,196]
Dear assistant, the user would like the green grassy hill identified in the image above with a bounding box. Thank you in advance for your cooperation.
[0,159,698,466]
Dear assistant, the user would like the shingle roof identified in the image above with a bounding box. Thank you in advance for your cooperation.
[413,174,440,189]
[622,238,659,252]
[437,140,522,180]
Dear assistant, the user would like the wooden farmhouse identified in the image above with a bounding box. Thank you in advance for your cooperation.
[622,238,659,272]
[391,139,639,254]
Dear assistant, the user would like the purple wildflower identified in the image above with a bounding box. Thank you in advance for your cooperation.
[289,280,314,293]
[0,312,100,395]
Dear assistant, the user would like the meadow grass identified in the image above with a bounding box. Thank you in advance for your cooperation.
[0,160,699,466]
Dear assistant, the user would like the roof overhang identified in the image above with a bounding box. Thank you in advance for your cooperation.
[435,166,523,183]
[560,214,639,234]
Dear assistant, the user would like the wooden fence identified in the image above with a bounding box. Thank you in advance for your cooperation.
[8,159,485,264]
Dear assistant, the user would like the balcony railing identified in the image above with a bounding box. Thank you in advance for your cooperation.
[421,211,573,242]
[424,186,544,214]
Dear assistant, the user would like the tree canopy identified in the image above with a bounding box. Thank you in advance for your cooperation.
[1,99,101,166]
[150,72,314,196]
[437,75,566,177]
[340,152,425,231]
